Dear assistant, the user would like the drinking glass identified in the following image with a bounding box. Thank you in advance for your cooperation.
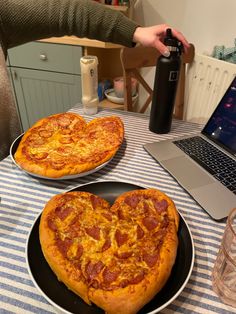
[212,208,236,307]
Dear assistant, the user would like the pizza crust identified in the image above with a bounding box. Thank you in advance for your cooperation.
[39,189,179,314]
[14,113,124,178]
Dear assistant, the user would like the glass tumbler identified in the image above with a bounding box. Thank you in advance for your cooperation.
[212,208,236,307]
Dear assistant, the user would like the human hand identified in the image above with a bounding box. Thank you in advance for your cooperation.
[133,24,190,56]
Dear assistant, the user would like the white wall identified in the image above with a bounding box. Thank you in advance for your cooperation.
[133,0,236,55]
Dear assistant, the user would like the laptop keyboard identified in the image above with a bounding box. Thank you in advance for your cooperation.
[174,136,236,194]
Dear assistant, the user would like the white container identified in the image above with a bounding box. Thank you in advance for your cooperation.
[80,56,99,115]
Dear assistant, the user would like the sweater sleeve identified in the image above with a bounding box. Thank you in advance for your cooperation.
[0,0,139,50]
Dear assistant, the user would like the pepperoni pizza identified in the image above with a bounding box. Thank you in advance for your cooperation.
[14,112,124,178]
[39,189,179,314]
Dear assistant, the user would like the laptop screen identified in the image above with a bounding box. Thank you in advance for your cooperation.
[202,76,236,155]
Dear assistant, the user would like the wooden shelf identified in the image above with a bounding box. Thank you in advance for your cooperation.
[99,98,124,110]
[39,36,123,49]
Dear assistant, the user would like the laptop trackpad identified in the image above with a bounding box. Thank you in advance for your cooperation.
[162,156,214,190]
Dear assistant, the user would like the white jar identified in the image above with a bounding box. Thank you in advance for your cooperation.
[80,56,99,115]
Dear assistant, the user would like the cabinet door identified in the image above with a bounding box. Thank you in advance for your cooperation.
[10,67,81,131]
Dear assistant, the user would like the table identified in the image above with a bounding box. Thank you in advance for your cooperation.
[0,105,235,314]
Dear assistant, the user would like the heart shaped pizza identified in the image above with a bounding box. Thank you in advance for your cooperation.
[39,189,179,314]
[14,112,124,178]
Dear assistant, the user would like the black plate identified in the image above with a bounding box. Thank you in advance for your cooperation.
[26,181,194,314]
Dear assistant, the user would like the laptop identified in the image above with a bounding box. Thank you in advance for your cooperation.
[144,76,236,221]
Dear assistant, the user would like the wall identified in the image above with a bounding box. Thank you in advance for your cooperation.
[133,0,236,55]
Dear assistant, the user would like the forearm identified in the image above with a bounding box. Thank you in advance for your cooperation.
[0,0,138,50]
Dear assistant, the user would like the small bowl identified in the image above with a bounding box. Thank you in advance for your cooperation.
[105,89,138,104]
[113,76,137,98]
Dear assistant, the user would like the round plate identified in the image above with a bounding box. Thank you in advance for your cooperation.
[26,181,195,314]
[105,88,138,104]
[10,134,111,180]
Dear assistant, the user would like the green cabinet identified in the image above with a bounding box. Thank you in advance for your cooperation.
[7,42,83,131]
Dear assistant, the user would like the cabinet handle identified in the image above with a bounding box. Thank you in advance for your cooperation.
[39,54,47,61]
[13,70,18,80]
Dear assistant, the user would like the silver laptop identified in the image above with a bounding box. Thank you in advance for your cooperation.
[144,76,236,220]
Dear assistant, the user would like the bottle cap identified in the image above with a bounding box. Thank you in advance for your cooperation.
[164,28,182,53]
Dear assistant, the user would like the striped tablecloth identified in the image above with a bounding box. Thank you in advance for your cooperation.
[0,105,235,314]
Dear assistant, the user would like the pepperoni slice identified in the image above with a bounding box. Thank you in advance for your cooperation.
[142,216,159,231]
[55,206,73,221]
[31,152,48,160]
[143,252,159,267]
[58,116,71,127]
[102,267,119,284]
[137,225,145,239]
[59,136,74,144]
[153,199,168,213]
[44,119,58,131]
[39,130,53,138]
[119,279,129,288]
[75,243,83,260]
[59,193,76,203]
[102,212,112,222]
[117,209,125,220]
[85,226,100,240]
[124,195,140,208]
[153,228,166,239]
[86,151,108,163]
[47,217,57,231]
[91,280,99,289]
[129,271,145,285]
[115,251,132,259]
[115,229,128,247]
[102,120,118,132]
[60,128,72,135]
[56,237,72,257]
[143,202,150,214]
[90,195,103,210]
[27,136,46,146]
[50,160,66,170]
[101,238,111,252]
[73,120,86,131]
[56,146,73,155]
[85,261,104,282]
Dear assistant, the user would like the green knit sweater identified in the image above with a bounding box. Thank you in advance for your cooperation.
[0,0,138,56]
[0,0,139,160]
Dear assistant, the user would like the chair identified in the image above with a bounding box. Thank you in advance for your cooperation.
[120,43,195,119]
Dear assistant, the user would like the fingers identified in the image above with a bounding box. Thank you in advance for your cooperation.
[132,24,190,55]
[152,24,190,54]
[154,40,170,57]
[165,27,190,53]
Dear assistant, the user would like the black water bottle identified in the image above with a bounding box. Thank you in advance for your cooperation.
[149,28,182,134]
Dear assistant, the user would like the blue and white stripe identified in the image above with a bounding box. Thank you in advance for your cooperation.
[0,105,235,314]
